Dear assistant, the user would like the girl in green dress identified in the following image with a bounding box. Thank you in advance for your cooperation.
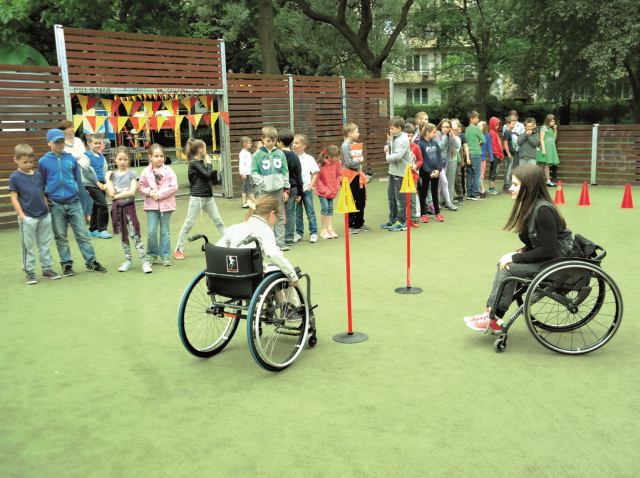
[536,114,559,186]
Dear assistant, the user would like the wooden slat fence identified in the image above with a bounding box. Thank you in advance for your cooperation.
[0,64,65,231]
[63,27,224,92]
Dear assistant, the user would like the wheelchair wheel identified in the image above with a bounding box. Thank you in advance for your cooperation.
[247,273,309,372]
[178,271,241,358]
[523,262,623,355]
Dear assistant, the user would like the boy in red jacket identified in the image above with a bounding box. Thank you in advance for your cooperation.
[488,117,504,194]
[405,125,423,227]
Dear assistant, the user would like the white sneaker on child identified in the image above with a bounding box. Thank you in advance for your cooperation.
[310,234,318,243]
[118,261,133,272]
[293,233,303,243]
[142,262,153,274]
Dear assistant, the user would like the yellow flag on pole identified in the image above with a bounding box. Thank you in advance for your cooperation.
[336,177,359,213]
[399,165,416,193]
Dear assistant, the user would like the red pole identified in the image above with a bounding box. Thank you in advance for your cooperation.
[406,192,411,288]
[345,211,353,334]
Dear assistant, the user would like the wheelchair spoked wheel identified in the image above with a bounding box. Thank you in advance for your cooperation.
[247,273,309,372]
[523,262,623,355]
[178,271,241,358]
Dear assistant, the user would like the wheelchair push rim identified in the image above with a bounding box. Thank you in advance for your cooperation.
[178,270,241,358]
[247,273,309,372]
[523,262,623,355]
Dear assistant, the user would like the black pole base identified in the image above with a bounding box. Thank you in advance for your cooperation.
[333,332,368,344]
[395,286,423,294]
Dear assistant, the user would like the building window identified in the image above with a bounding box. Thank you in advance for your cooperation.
[413,55,420,72]
[407,88,429,104]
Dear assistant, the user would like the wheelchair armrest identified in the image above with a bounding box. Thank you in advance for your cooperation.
[294,266,302,277]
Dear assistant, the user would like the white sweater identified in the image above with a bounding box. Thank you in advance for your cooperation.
[216,215,297,281]
[239,150,252,175]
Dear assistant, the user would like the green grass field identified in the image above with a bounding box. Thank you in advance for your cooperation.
[1,179,638,477]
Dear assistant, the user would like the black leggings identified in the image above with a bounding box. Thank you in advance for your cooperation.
[419,170,440,215]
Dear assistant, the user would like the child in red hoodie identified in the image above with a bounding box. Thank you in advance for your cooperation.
[315,145,343,239]
[405,125,423,227]
[488,117,504,194]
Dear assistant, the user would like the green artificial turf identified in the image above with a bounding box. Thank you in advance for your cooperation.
[1,180,638,477]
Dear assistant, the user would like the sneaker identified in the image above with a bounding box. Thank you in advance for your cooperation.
[489,189,499,196]
[329,229,338,238]
[464,307,490,324]
[502,188,510,194]
[279,244,290,251]
[285,306,304,324]
[162,257,172,267]
[321,230,332,239]
[467,315,501,332]
[285,241,294,247]
[88,230,98,237]
[429,205,435,213]
[25,271,37,285]
[63,265,75,277]
[468,195,479,201]
[410,221,420,228]
[435,214,444,222]
[87,261,107,273]
[42,269,61,280]
[174,251,185,260]
[357,225,372,232]
[293,233,303,243]
[477,194,486,200]
[142,262,153,274]
[480,191,488,197]
[420,215,429,223]
[118,261,133,272]
[445,203,458,211]
[98,230,112,239]
[389,222,407,232]
[310,234,318,243]
[381,221,394,229]
[147,256,159,265]
[453,198,459,204]
[349,228,359,234]
[546,181,555,187]
[241,202,249,208]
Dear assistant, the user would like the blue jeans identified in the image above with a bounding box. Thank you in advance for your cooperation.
[49,199,96,267]
[503,156,514,189]
[147,210,173,258]
[318,196,333,215]
[467,154,482,197]
[387,174,406,224]
[296,189,318,235]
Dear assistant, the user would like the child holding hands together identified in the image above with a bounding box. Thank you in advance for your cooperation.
[315,145,342,239]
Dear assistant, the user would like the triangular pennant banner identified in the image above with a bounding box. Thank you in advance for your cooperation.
[151,101,161,116]
[143,101,154,115]
[193,114,202,128]
[149,116,159,131]
[156,116,165,131]
[121,101,133,115]
[136,116,148,131]
[181,98,192,112]
[175,115,184,129]
[336,177,359,213]
[185,115,197,128]
[171,100,180,114]
[73,115,84,132]
[108,116,119,133]
[117,116,129,132]
[77,95,88,112]
[162,100,174,115]
[163,116,176,130]
[210,113,219,125]
[70,93,76,99]
[86,115,97,132]
[131,101,142,116]
[101,98,112,114]
[109,99,122,115]
[95,115,107,132]
[219,112,229,125]
[198,95,208,109]
[203,113,211,127]
[86,97,99,112]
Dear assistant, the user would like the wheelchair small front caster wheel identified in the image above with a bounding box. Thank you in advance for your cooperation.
[494,338,507,353]
[307,335,317,348]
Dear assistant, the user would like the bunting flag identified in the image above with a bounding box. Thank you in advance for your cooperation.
[70,93,76,99]
[198,95,214,110]
[181,97,197,112]
[121,100,132,115]
[172,100,181,115]
[209,112,219,126]
[107,116,130,133]
[203,113,211,127]
[131,101,142,116]
[149,116,166,132]
[77,95,99,113]
[143,101,153,115]
[101,98,121,115]
[162,99,174,115]
[156,116,166,130]
[108,116,119,133]
[185,114,199,128]
[175,115,184,129]
[135,116,148,131]
[219,112,230,125]
[163,116,176,130]
[117,116,129,132]
[95,115,107,132]
[151,101,161,116]
[73,115,84,132]
[86,115,97,131]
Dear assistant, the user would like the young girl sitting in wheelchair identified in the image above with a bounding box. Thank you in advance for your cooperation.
[465,164,573,332]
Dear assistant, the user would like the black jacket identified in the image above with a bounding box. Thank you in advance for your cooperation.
[188,159,218,197]
[282,149,303,196]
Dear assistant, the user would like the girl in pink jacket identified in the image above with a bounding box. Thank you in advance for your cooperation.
[315,145,343,239]
[138,144,179,266]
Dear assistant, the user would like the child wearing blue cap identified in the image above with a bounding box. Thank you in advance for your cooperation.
[37,129,107,276]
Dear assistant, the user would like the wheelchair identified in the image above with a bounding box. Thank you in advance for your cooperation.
[178,233,318,372]
[485,246,623,354]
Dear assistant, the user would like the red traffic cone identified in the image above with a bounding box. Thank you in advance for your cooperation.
[554,180,566,204]
[620,183,635,209]
[577,182,591,206]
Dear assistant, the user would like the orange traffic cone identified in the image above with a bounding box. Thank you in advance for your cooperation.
[620,183,635,209]
[577,182,591,206]
[554,181,565,204]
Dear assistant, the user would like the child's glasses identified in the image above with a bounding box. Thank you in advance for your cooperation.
[275,214,282,222]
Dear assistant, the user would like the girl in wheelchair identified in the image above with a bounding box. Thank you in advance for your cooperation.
[465,164,572,332]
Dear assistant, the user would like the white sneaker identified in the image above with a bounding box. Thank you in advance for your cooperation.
[241,202,249,208]
[279,245,290,251]
[463,307,490,323]
[118,261,133,272]
[310,234,318,243]
[293,233,303,243]
[142,262,153,274]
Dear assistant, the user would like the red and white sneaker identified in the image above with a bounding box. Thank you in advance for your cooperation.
[464,307,490,323]
[466,318,501,332]
[410,221,420,228]
[420,215,429,223]
[435,214,444,222]
[174,251,185,260]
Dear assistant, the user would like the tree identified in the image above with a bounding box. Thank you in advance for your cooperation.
[256,0,280,74]
[409,0,514,119]
[289,0,413,78]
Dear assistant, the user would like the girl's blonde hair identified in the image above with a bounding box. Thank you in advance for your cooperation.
[253,140,263,154]
[240,136,252,149]
[437,118,451,132]
[185,138,206,160]
[478,121,489,135]
[543,114,556,130]
[316,144,340,167]
[420,123,436,140]
[243,195,280,222]
[148,143,166,159]
[113,146,132,163]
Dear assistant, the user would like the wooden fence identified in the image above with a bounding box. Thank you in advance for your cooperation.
[0,64,66,231]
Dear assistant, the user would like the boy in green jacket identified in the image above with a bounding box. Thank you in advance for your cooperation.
[465,111,486,200]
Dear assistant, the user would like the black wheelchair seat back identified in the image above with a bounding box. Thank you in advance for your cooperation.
[204,243,264,299]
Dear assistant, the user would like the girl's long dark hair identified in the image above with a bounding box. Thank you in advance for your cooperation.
[503,165,566,234]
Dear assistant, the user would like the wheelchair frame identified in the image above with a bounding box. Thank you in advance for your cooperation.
[484,246,624,354]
